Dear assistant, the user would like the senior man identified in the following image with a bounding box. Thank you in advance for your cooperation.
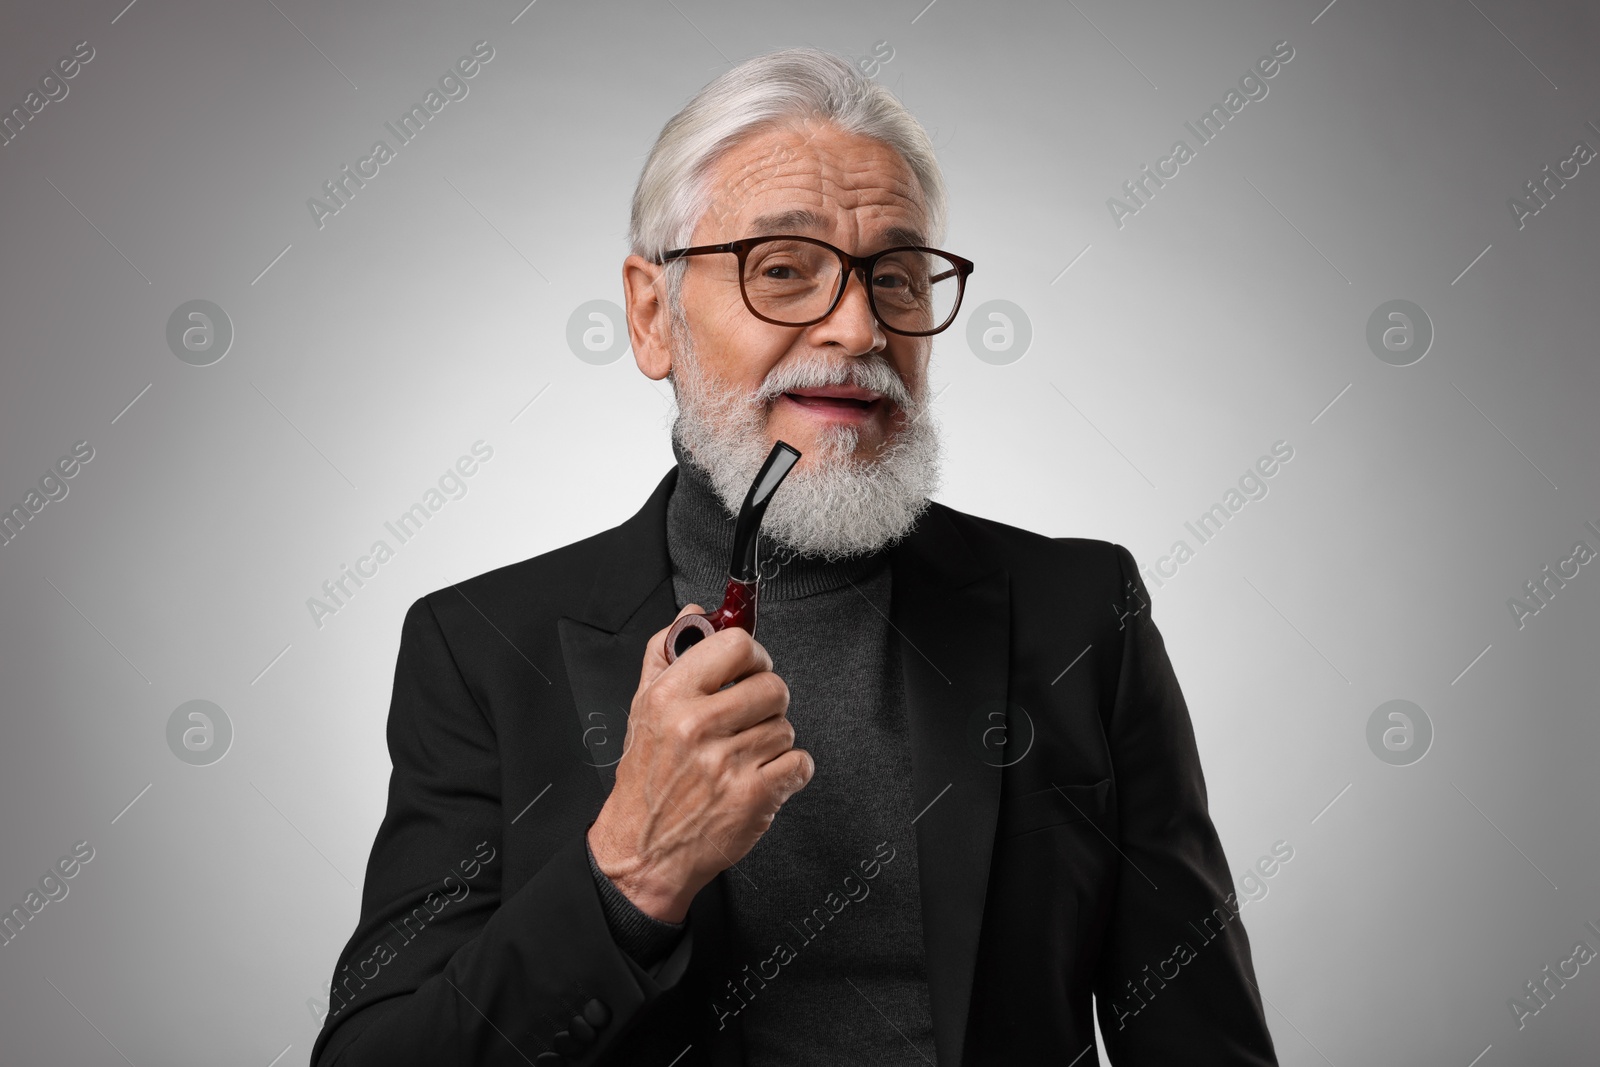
[312,47,1279,1067]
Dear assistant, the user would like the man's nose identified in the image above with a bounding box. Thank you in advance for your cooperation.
[815,267,886,353]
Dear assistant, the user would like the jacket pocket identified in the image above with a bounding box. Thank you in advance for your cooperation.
[997,778,1111,838]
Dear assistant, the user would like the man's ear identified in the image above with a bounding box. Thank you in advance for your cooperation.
[623,254,673,381]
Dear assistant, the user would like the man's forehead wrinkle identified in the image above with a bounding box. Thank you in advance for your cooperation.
[694,127,927,245]
[730,166,922,221]
[705,196,926,250]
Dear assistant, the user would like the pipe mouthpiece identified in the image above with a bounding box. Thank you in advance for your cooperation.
[662,440,802,665]
[729,441,801,583]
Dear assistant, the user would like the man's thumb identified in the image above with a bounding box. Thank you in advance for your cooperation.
[641,603,705,682]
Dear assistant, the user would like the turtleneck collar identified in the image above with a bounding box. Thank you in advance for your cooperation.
[666,434,891,601]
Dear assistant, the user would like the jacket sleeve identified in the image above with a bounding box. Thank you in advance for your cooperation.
[1092,544,1280,1065]
[310,595,695,1067]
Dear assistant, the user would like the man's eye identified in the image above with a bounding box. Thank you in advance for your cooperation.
[759,261,808,279]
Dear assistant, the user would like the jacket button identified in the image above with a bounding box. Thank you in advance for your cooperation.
[551,1030,581,1056]
[533,1054,563,1066]
[582,997,611,1027]
[569,1016,596,1043]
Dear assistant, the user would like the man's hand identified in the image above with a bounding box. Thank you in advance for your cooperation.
[587,603,814,923]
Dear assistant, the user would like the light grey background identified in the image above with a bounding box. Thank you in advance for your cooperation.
[1,0,1596,1064]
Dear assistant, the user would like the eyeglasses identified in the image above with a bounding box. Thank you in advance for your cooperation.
[654,234,975,337]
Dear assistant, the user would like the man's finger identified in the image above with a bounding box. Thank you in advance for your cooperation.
[759,747,814,807]
[663,625,774,699]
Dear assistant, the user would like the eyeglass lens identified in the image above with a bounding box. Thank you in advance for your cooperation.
[741,239,960,333]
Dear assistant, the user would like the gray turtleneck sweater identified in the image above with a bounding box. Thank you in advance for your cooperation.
[583,437,937,1064]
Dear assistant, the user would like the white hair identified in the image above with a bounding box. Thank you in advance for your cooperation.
[628,46,950,323]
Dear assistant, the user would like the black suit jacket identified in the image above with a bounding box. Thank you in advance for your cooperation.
[310,464,1279,1066]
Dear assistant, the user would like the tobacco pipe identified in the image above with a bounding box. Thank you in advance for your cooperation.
[664,440,802,664]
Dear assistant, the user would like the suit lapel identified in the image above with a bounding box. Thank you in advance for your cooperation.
[558,467,682,798]
[558,466,1009,1067]
[890,504,1009,1067]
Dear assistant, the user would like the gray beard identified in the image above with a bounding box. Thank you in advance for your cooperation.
[667,324,944,561]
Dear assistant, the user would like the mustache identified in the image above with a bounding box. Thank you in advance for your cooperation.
[751,354,915,409]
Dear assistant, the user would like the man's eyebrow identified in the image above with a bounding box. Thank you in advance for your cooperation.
[748,209,829,236]
[878,225,928,249]
[746,210,929,250]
